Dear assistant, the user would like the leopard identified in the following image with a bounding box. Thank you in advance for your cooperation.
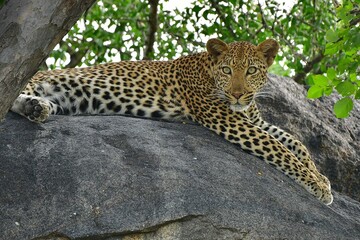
[10,38,333,205]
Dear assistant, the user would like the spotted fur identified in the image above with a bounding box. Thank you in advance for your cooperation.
[11,39,333,204]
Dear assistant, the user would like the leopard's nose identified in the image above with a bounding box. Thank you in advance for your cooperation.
[232,92,242,99]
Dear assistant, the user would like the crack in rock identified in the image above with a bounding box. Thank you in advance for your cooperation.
[33,214,203,240]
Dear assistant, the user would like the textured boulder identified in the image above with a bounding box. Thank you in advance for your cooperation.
[258,74,360,200]
[1,74,360,239]
[1,111,360,240]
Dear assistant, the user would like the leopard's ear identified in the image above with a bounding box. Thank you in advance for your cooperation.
[206,38,228,61]
[257,39,279,67]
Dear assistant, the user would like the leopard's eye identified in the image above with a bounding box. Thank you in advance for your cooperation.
[222,66,232,74]
[247,66,257,74]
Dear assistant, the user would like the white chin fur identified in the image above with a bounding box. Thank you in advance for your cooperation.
[230,104,249,112]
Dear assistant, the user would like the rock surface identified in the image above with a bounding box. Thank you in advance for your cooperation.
[1,111,360,240]
[258,74,360,201]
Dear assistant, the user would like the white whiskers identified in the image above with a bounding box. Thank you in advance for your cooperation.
[255,91,274,100]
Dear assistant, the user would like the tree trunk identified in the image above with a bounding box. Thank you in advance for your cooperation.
[0,0,97,121]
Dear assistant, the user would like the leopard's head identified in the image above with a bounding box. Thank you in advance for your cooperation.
[206,38,279,112]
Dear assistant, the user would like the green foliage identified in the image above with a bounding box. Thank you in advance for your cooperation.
[307,75,332,99]
[48,0,149,69]
[308,0,359,118]
[48,0,337,73]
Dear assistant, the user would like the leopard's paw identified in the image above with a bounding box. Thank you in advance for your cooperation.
[321,187,334,205]
[308,180,333,205]
[24,98,50,123]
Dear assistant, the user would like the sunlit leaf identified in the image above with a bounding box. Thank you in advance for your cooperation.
[350,73,357,82]
[326,68,336,81]
[334,97,353,118]
[324,86,333,96]
[307,85,324,99]
[312,75,329,86]
[325,29,339,42]
[335,81,356,97]
[324,42,339,55]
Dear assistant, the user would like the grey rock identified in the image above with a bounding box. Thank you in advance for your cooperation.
[258,74,360,201]
[1,109,359,239]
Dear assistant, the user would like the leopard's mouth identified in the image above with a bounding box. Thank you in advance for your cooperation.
[229,97,252,112]
[230,103,250,112]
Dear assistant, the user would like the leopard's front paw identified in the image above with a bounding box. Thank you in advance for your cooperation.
[308,180,333,205]
[320,186,334,205]
[306,160,332,191]
[24,98,50,123]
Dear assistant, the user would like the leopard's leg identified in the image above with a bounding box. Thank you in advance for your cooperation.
[246,102,331,189]
[11,94,59,123]
[196,110,333,205]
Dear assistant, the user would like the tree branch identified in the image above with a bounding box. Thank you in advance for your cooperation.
[209,0,237,39]
[332,0,340,8]
[57,40,89,68]
[349,8,360,26]
[257,1,306,62]
[257,1,325,84]
[167,30,205,52]
[143,0,159,60]
[293,53,324,84]
[65,48,88,68]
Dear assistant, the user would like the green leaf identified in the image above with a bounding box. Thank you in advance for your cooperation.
[324,86,333,96]
[324,42,339,55]
[338,57,352,73]
[335,81,356,97]
[350,73,357,82]
[355,80,360,88]
[355,90,360,99]
[228,0,237,5]
[306,75,315,85]
[325,29,339,42]
[337,2,353,24]
[331,78,342,86]
[202,9,210,20]
[334,97,353,118]
[193,5,202,14]
[326,68,336,81]
[312,75,329,86]
[307,85,324,99]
